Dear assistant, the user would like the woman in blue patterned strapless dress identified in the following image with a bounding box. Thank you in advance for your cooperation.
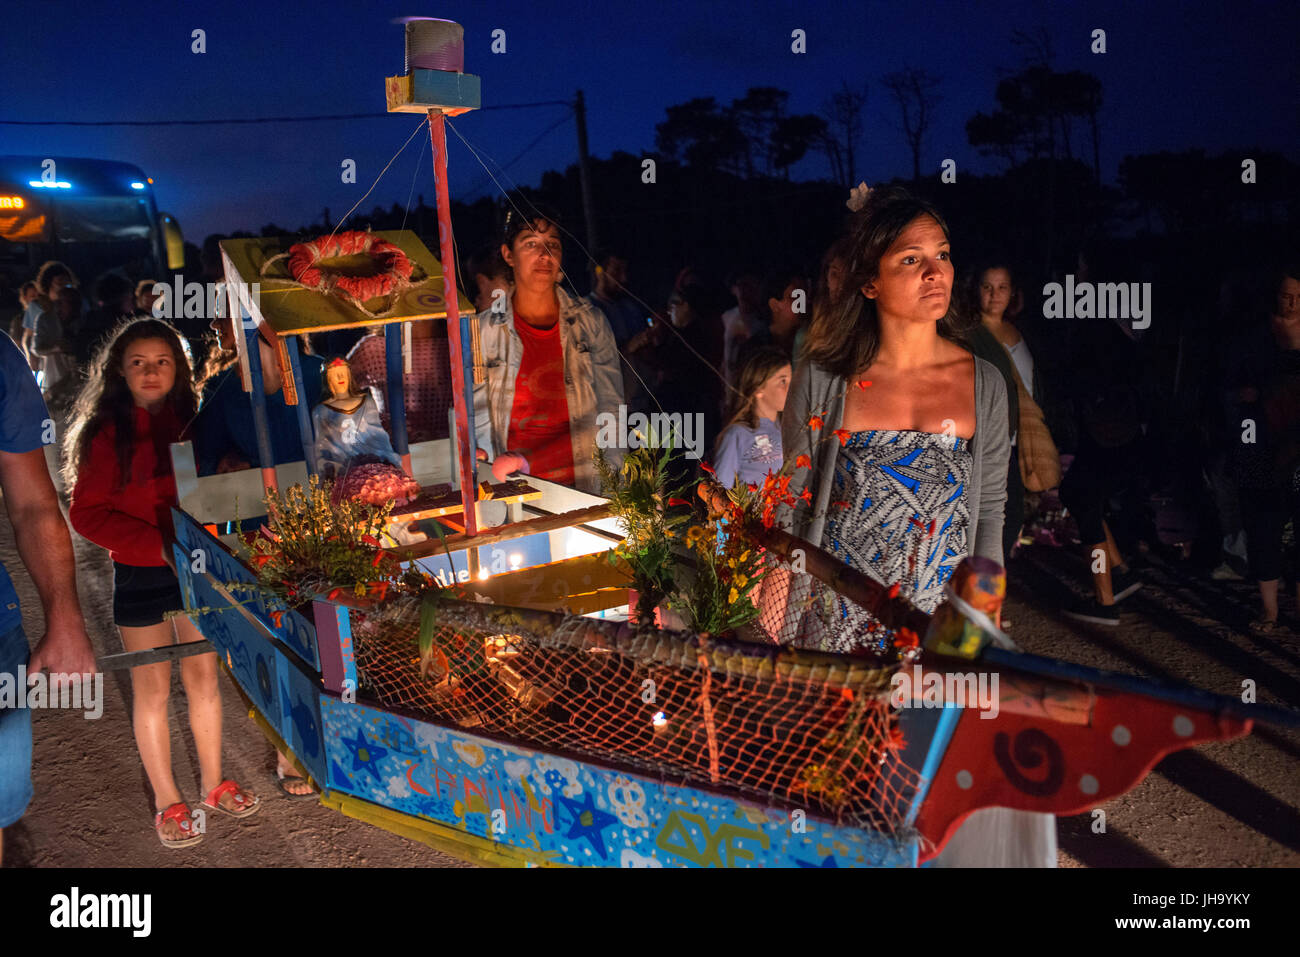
[770,185,1056,867]
[774,186,1006,657]
[814,429,972,655]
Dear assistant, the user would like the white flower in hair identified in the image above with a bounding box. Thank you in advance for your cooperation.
[846,182,872,212]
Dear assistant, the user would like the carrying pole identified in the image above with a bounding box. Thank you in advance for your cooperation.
[426,109,478,536]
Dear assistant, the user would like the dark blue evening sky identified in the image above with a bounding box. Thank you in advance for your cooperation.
[3,0,1295,242]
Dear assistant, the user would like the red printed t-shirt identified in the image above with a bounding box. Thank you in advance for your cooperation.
[507,312,574,486]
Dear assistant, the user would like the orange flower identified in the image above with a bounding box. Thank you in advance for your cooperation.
[856,379,873,390]
[667,497,690,507]
[832,428,852,446]
[371,550,387,567]
[269,610,285,628]
[808,415,823,430]
[887,582,900,599]
[700,461,716,475]
[795,454,811,469]
[893,627,920,650]
[799,488,812,503]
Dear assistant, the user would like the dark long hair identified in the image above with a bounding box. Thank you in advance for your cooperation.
[720,346,791,434]
[803,186,965,377]
[195,340,238,397]
[62,317,198,489]
[963,259,1023,328]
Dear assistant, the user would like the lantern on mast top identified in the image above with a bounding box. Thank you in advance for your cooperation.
[385,17,480,115]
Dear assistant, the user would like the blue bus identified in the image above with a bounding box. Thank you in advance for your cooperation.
[0,155,184,291]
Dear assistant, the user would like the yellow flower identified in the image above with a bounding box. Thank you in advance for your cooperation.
[735,574,748,588]
[739,550,750,563]
[685,525,706,546]
[728,587,739,604]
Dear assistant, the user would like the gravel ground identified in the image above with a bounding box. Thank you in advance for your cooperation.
[2,446,1296,867]
[1004,545,1300,867]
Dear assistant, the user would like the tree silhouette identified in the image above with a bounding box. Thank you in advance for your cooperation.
[772,114,827,180]
[967,30,1104,180]
[963,35,1108,272]
[655,90,825,182]
[655,97,747,175]
[820,81,867,187]
[730,87,789,177]
[882,68,942,184]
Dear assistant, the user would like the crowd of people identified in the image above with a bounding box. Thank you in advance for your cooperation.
[1,182,1297,864]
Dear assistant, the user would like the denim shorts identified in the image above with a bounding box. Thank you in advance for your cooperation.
[0,622,33,828]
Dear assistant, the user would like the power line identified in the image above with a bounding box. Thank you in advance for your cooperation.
[460,111,573,200]
[0,101,573,127]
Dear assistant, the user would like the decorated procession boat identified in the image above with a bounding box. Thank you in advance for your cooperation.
[158,19,1296,868]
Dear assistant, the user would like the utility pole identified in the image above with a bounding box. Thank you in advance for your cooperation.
[574,89,598,254]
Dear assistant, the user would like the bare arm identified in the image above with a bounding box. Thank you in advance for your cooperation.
[0,447,96,675]
[19,328,41,371]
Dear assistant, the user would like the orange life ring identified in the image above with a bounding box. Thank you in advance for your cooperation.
[287,231,413,302]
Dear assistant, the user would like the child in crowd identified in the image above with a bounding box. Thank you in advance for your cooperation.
[64,317,260,848]
[713,347,792,489]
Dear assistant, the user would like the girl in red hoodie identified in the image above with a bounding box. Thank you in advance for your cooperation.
[65,318,260,848]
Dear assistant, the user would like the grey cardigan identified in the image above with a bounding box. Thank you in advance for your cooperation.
[778,353,1010,567]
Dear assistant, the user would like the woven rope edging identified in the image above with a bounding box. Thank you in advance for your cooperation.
[258,230,425,320]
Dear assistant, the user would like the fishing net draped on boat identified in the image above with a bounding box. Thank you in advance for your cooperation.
[349,594,926,839]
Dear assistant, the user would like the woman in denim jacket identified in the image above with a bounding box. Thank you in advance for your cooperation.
[472,206,624,494]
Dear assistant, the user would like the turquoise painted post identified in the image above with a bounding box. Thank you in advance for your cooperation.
[458,308,478,465]
[242,313,277,492]
[384,323,410,471]
[285,334,317,477]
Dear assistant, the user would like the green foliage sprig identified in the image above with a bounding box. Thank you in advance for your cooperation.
[595,440,694,623]
[234,475,414,605]
[596,435,768,636]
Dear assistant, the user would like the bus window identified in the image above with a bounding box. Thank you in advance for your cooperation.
[54,196,153,243]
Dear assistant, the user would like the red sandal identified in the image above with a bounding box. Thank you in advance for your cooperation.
[154,802,203,849]
[200,779,262,819]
